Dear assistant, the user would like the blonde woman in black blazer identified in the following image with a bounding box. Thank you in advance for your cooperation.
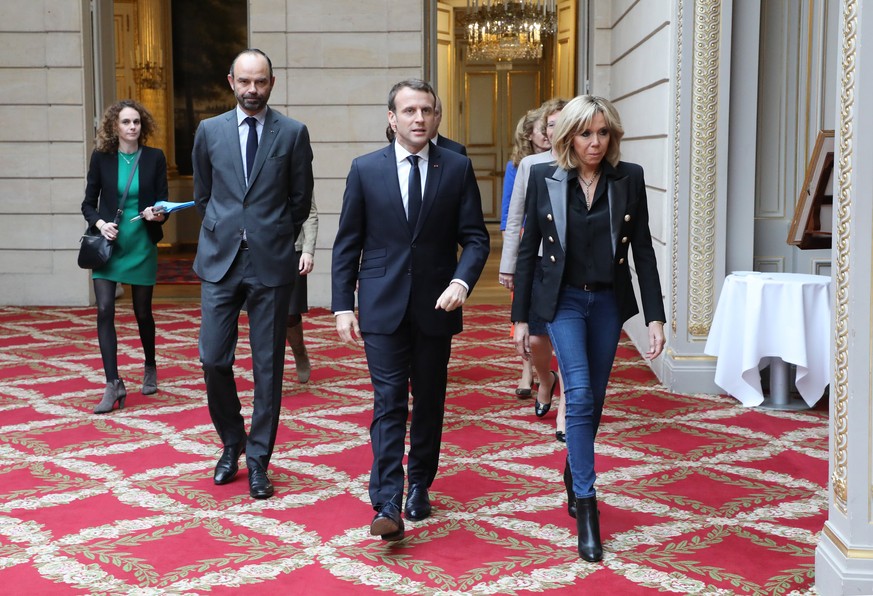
[81,99,168,414]
[511,95,666,562]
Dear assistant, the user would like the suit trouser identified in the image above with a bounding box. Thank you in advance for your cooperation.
[199,249,293,470]
[363,314,453,510]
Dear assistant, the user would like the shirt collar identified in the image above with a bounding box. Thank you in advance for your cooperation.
[236,106,266,126]
[394,141,430,164]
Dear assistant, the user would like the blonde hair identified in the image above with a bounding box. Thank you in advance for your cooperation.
[510,108,543,167]
[551,95,623,170]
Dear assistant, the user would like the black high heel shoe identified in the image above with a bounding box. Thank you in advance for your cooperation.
[94,379,127,414]
[535,371,557,418]
[563,455,576,518]
[576,496,603,562]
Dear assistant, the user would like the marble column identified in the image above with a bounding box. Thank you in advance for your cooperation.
[815,0,873,592]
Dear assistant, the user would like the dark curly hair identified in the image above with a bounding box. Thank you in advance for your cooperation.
[94,99,157,153]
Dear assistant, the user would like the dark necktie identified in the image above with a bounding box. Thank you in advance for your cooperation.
[245,117,258,181]
[407,155,421,231]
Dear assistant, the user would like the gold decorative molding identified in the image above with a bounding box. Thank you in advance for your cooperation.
[831,0,856,515]
[670,0,683,337]
[823,524,873,559]
[687,0,721,338]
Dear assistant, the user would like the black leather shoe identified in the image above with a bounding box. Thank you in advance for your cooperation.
[556,430,566,442]
[535,371,557,418]
[576,496,603,562]
[370,501,404,541]
[404,484,432,521]
[563,455,576,519]
[213,441,245,485]
[248,464,274,499]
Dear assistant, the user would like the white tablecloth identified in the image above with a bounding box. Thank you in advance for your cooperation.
[704,271,832,407]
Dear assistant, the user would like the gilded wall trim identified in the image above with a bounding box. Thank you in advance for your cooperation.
[670,0,683,336]
[832,0,856,515]
[687,0,721,337]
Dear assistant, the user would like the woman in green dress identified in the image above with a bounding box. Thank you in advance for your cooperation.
[81,100,168,413]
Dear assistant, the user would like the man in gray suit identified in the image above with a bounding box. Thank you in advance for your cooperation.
[192,48,314,499]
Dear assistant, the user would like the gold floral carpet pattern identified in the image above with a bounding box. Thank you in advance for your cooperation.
[0,304,826,594]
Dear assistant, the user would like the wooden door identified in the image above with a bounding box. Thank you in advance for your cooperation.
[461,66,542,221]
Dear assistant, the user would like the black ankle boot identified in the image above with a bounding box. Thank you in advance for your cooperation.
[575,496,602,562]
[563,455,576,518]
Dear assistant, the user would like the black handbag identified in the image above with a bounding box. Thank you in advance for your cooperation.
[78,150,141,270]
[77,210,122,269]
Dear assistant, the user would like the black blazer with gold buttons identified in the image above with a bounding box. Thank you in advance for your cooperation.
[511,160,666,326]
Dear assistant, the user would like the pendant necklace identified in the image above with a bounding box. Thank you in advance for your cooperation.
[119,146,138,165]
[580,170,600,209]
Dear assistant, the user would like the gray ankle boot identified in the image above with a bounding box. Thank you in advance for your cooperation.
[94,379,127,414]
[142,365,158,395]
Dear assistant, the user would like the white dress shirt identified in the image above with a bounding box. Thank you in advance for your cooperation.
[236,106,265,185]
[394,142,429,217]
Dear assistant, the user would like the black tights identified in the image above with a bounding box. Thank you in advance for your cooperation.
[94,279,156,382]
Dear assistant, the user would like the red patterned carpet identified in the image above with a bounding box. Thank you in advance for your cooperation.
[155,255,198,284]
[0,304,826,594]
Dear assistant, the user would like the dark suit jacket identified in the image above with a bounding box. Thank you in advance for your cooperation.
[81,146,168,245]
[192,107,313,287]
[435,134,467,156]
[511,161,665,326]
[331,142,490,336]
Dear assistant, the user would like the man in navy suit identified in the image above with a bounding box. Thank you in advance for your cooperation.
[332,79,489,541]
[431,96,467,155]
[192,49,313,499]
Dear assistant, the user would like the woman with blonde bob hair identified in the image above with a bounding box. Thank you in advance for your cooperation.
[511,95,666,562]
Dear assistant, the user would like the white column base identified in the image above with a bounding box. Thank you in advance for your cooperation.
[816,525,873,595]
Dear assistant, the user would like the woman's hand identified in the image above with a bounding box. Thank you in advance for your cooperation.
[513,322,531,359]
[498,272,515,291]
[299,252,314,275]
[142,206,166,222]
[645,320,666,360]
[98,220,118,241]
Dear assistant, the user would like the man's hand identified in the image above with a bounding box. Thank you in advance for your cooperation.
[513,322,530,359]
[498,272,514,291]
[336,312,361,344]
[298,253,314,275]
[645,321,666,360]
[435,281,468,312]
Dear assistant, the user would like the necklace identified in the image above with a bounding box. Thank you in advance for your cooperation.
[119,148,138,165]
[579,169,600,209]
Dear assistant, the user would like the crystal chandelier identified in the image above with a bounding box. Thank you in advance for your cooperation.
[465,0,557,63]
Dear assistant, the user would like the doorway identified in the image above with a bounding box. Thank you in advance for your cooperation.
[432,0,577,224]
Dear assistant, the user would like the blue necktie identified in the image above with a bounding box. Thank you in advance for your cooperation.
[245,117,258,181]
[407,155,421,231]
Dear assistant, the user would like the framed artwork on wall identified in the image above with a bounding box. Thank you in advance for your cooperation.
[787,130,834,250]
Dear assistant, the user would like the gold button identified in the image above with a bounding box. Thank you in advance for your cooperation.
[548,236,554,243]
[624,214,631,222]
[621,236,628,244]
[547,213,553,221]
[618,258,625,264]
[550,255,556,263]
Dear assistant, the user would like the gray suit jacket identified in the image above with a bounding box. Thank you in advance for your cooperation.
[192,107,314,286]
[499,150,557,273]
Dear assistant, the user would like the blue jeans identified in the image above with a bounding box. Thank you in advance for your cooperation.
[546,285,622,498]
